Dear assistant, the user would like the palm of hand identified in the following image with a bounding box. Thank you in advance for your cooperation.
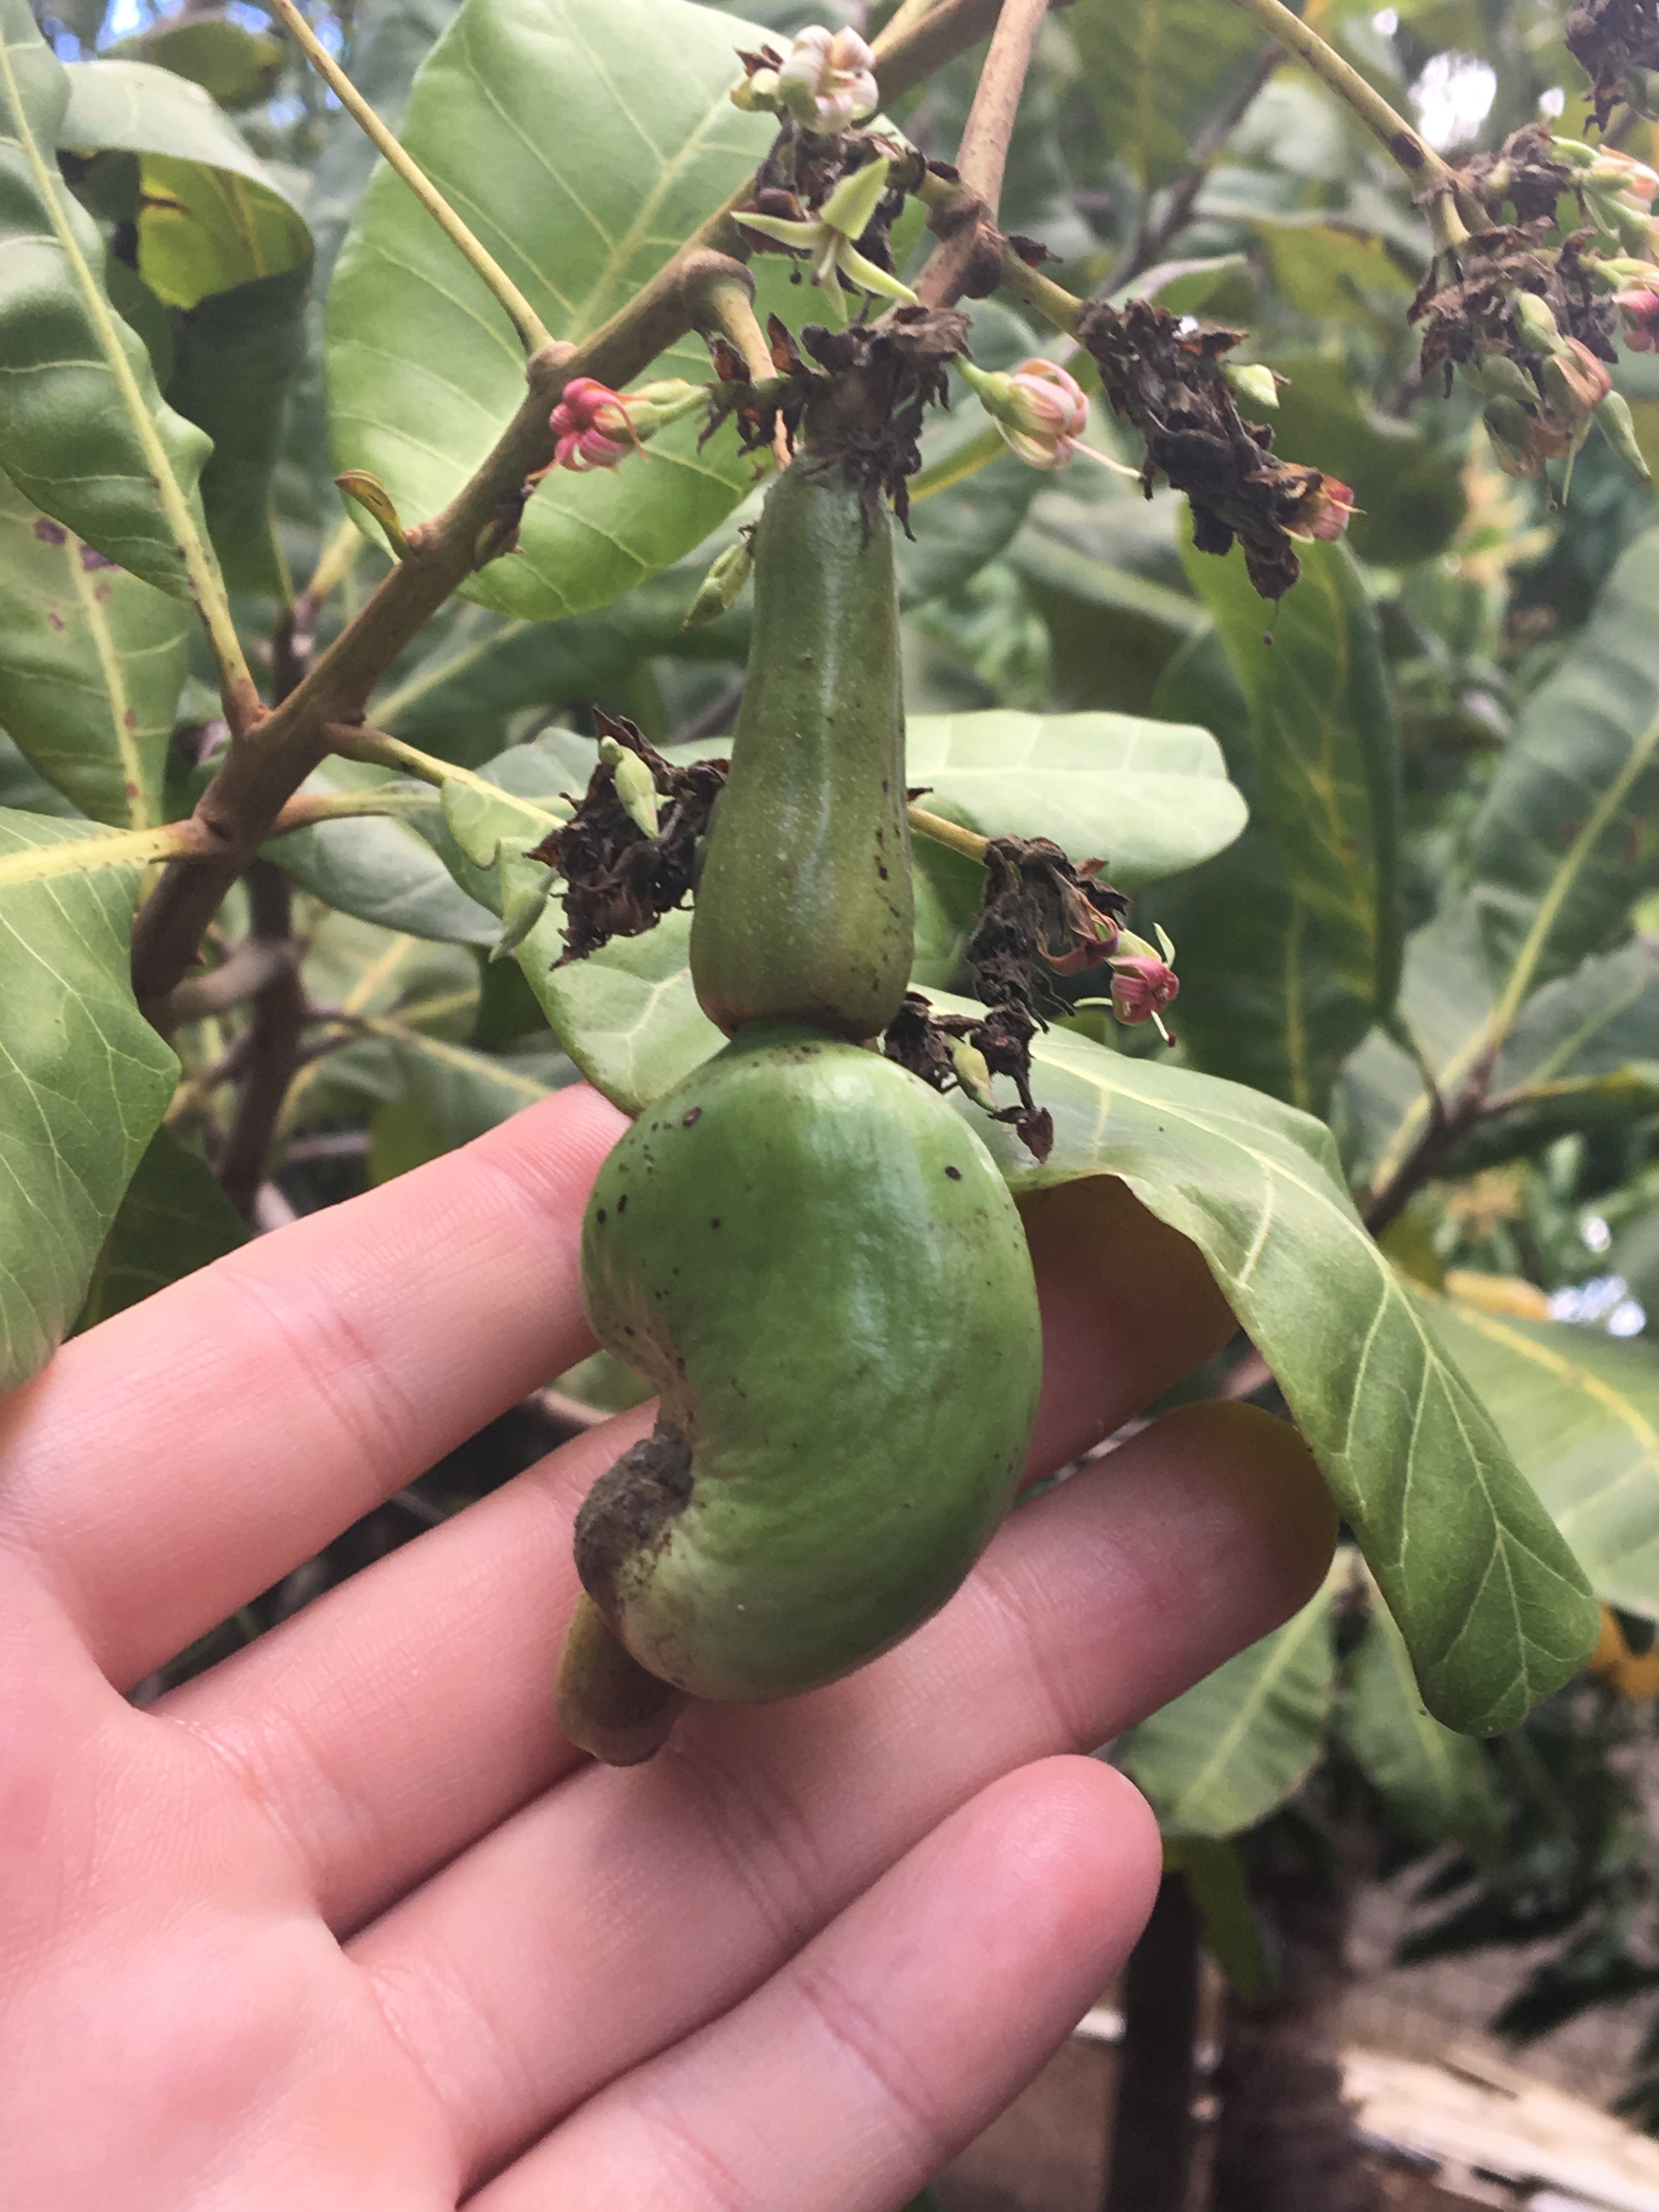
[0,1088,1330,2211]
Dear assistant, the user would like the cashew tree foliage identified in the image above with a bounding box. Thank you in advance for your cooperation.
[11,0,1659,2192]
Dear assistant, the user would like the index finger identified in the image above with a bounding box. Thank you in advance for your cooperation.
[0,1085,628,1686]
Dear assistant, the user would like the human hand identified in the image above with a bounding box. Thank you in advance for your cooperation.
[0,1086,1333,2211]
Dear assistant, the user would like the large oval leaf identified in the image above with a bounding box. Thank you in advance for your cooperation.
[0,471,188,826]
[1066,0,1265,189]
[906,708,1246,885]
[0,0,212,596]
[1335,1573,1503,1858]
[1144,630,1376,1118]
[1470,528,1659,992]
[0,805,178,1388]
[58,59,310,303]
[1181,530,1401,1018]
[944,1006,1599,1737]
[325,0,781,623]
[1418,1289,1659,1626]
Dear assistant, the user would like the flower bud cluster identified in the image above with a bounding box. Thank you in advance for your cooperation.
[731,25,879,132]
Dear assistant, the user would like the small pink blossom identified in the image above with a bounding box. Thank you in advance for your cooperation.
[1003,358,1091,469]
[1618,286,1659,351]
[958,356,1099,470]
[776,26,879,130]
[1542,336,1614,421]
[1109,953,1180,1028]
[1304,474,1357,542]
[548,377,642,472]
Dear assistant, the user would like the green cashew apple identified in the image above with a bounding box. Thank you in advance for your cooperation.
[562,1023,1042,1736]
[689,455,912,1040]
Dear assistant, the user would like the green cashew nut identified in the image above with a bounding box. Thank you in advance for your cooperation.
[562,1024,1042,1724]
[689,457,913,1040]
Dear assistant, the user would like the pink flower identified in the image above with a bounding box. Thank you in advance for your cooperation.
[1109,953,1180,1028]
[1542,336,1614,421]
[545,377,706,473]
[958,356,1095,470]
[1618,286,1659,351]
[776,26,879,130]
[1304,473,1357,541]
[1004,359,1091,469]
[548,378,642,472]
[1279,465,1356,542]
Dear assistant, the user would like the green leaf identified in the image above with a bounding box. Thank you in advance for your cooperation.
[1165,1836,1277,2002]
[165,265,312,596]
[369,531,751,760]
[0,804,178,1389]
[1007,517,1205,720]
[1470,527,1659,995]
[1336,1577,1504,1858]
[114,18,286,111]
[946,1009,1600,1735]
[1144,631,1375,1116]
[325,0,785,624]
[1181,529,1400,1016]
[905,708,1247,886]
[1120,1566,1338,1836]
[58,60,310,303]
[1353,541,1659,1197]
[0,470,188,826]
[0,0,213,596]
[308,0,462,280]
[57,58,314,594]
[76,1122,246,1328]
[1242,217,1413,329]
[284,906,568,1152]
[1347,924,1659,1205]
[1417,1289,1659,1626]
[264,765,500,945]
[1067,0,1266,188]
[518,902,723,1112]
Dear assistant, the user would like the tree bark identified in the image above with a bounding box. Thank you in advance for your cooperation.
[1210,1827,1380,2212]
[1104,1872,1200,2212]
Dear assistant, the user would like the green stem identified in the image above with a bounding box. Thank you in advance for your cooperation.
[697,270,776,386]
[1212,0,1466,228]
[908,803,988,862]
[325,720,569,818]
[266,0,555,355]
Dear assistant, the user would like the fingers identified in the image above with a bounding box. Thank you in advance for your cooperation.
[161,1177,1248,1937]
[347,1405,1333,2191]
[0,1085,627,1688]
[1018,1175,1236,1480]
[467,1759,1160,2212]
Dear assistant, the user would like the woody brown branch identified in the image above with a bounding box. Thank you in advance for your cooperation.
[127,0,1013,1019]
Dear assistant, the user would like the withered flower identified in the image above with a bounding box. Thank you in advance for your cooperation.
[1076,297,1356,600]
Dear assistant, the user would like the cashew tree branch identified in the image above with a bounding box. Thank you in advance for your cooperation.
[128,0,1011,1017]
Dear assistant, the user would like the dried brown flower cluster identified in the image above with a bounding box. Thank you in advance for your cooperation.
[1075,298,1355,601]
[527,712,727,964]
